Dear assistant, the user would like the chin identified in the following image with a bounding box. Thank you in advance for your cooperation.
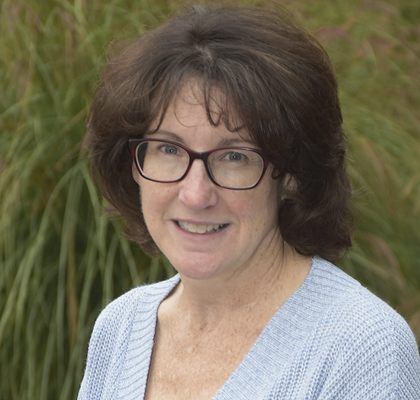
[169,254,227,281]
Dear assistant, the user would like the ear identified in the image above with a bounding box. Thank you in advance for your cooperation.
[281,173,297,200]
[283,173,296,189]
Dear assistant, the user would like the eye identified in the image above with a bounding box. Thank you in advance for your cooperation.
[222,151,247,162]
[159,144,180,155]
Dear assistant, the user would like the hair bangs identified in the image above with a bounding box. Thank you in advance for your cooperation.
[144,71,246,140]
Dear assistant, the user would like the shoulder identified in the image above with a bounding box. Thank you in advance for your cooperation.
[309,257,417,349]
[265,258,420,399]
[311,257,415,339]
[307,257,420,398]
[90,277,179,340]
[78,275,180,399]
[92,275,179,330]
[88,274,180,352]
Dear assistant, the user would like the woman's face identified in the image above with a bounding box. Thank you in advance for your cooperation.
[133,85,283,282]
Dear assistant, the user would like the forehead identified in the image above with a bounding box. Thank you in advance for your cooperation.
[149,80,251,141]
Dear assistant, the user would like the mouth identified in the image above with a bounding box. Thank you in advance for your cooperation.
[176,221,228,234]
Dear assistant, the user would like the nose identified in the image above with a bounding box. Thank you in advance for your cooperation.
[178,159,218,210]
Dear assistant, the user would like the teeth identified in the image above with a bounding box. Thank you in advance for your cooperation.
[178,221,226,234]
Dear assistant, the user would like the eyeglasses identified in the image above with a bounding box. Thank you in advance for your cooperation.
[128,138,269,190]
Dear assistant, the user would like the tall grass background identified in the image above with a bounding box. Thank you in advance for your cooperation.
[0,0,419,398]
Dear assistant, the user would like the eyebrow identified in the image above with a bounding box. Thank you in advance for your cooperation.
[147,130,184,143]
[219,137,255,146]
[148,130,255,147]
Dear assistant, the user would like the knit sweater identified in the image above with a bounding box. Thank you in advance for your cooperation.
[78,257,420,399]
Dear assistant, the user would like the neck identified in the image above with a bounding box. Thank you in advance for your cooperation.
[165,243,312,330]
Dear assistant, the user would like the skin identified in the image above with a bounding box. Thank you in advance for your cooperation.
[133,83,312,399]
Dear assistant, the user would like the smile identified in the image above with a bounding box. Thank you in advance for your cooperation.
[176,221,228,234]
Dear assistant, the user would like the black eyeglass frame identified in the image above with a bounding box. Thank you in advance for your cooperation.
[128,138,269,190]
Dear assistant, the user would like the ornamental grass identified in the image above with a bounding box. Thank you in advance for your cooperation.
[1,0,419,398]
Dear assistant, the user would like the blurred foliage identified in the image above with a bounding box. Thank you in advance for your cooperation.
[0,0,419,398]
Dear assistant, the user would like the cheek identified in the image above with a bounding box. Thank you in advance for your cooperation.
[139,186,161,236]
[251,180,280,224]
[139,180,174,219]
[227,184,278,223]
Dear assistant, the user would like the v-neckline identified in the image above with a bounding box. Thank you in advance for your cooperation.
[212,258,319,399]
[123,257,322,399]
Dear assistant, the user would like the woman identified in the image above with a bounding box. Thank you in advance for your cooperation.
[78,5,420,399]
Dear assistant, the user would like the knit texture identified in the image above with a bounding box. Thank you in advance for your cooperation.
[78,257,420,399]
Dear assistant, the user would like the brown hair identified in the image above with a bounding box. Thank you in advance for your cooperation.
[86,5,353,262]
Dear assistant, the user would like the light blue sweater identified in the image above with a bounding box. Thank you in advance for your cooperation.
[78,257,420,399]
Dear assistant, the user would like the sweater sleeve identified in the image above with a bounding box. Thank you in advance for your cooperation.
[390,313,420,399]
